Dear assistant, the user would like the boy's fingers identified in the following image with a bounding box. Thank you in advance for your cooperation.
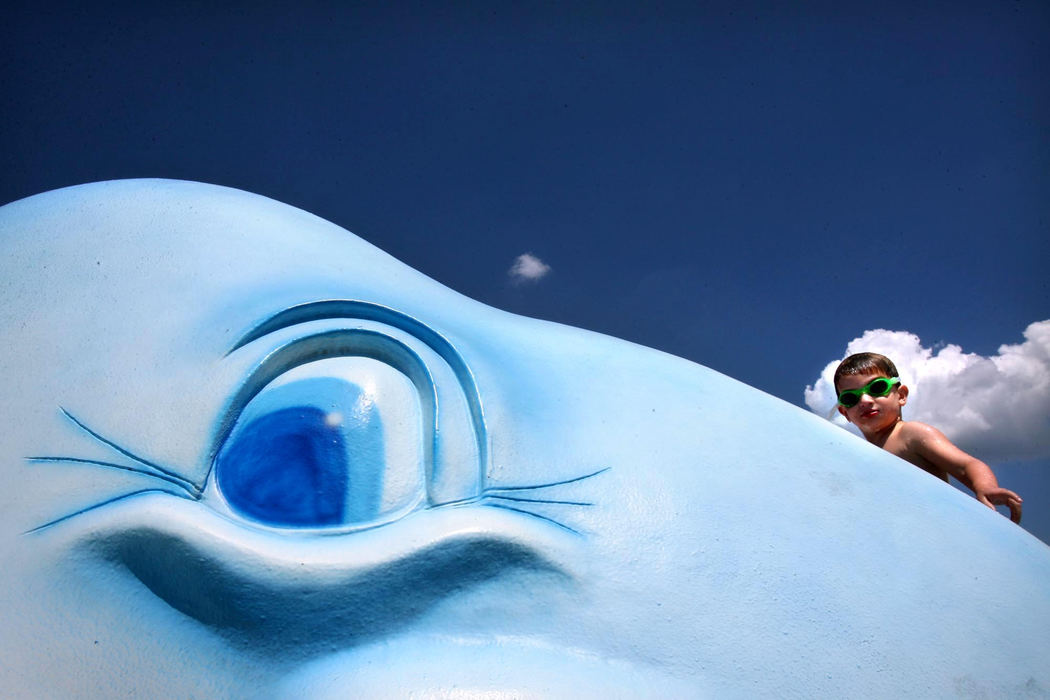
[998,490,1023,524]
[992,494,1023,524]
[979,492,1023,524]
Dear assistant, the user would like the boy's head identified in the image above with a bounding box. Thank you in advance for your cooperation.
[833,352,899,393]
[833,352,908,431]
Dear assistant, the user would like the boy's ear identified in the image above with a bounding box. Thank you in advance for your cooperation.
[837,405,851,422]
[898,384,909,406]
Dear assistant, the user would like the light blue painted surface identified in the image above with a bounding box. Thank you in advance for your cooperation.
[0,180,1047,698]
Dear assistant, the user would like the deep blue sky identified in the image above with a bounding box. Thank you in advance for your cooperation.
[2,1,1048,539]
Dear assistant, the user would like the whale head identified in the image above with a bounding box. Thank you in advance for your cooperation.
[0,179,1047,697]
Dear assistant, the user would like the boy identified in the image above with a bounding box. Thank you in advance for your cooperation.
[834,352,1022,523]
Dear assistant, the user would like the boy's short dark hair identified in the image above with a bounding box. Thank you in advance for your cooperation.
[833,352,899,392]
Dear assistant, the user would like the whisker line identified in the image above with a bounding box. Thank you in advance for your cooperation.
[484,494,593,506]
[484,466,610,493]
[27,457,199,498]
[484,503,581,535]
[25,488,191,534]
[59,407,201,492]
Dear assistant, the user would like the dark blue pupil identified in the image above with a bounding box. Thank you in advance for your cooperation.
[215,407,348,526]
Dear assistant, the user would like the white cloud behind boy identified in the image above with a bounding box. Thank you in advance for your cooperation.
[806,321,1050,463]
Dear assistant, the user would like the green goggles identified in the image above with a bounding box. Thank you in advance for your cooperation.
[837,376,901,408]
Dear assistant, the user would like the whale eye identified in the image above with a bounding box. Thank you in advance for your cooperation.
[213,356,425,529]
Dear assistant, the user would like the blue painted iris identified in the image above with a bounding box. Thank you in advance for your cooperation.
[215,406,348,526]
[212,359,424,530]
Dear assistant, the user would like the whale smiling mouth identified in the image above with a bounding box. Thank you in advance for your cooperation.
[42,493,578,656]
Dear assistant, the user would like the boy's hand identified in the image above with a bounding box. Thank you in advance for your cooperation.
[903,422,1023,524]
[976,487,1023,524]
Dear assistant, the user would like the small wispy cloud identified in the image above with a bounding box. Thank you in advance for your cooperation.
[805,321,1050,462]
[508,252,551,285]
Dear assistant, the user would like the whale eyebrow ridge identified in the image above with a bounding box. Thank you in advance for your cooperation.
[228,300,442,356]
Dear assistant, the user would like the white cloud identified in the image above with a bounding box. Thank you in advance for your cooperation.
[805,321,1050,462]
[507,253,551,284]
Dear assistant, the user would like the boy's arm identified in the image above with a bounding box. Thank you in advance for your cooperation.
[904,422,1022,523]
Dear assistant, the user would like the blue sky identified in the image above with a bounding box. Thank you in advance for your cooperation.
[2,1,1048,542]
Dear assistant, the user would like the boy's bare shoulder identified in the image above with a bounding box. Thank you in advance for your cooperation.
[895,420,947,445]
[889,421,954,479]
[890,421,957,459]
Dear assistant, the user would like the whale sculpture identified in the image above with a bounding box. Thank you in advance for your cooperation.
[0,180,1047,698]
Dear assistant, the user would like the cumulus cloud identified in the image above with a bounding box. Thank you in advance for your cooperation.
[507,253,551,284]
[805,321,1050,462]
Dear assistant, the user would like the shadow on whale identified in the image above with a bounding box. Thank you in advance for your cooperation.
[0,180,1047,698]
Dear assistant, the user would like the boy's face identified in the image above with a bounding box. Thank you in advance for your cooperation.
[836,371,908,434]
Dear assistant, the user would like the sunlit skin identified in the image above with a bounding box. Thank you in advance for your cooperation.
[836,371,1022,523]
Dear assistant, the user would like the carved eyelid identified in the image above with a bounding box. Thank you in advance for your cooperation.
[210,300,490,511]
